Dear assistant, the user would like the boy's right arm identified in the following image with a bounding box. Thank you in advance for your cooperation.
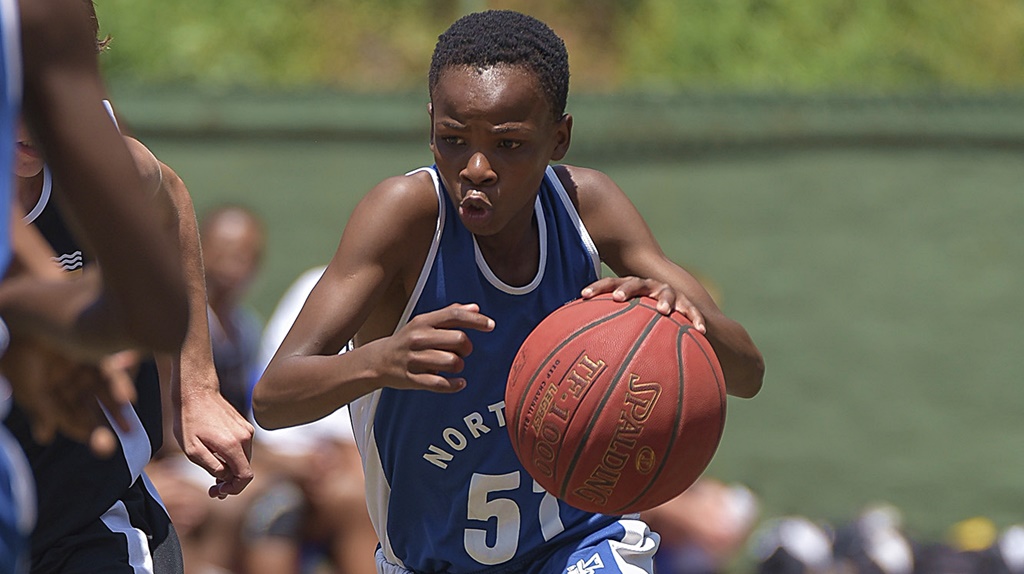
[252,174,493,430]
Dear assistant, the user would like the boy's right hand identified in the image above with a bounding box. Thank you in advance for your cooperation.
[382,303,494,393]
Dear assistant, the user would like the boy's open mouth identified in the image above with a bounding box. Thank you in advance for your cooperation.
[459,192,493,218]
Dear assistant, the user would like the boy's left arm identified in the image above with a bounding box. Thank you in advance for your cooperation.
[144,152,255,497]
[565,166,764,398]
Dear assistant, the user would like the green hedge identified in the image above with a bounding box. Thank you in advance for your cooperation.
[97,0,1024,92]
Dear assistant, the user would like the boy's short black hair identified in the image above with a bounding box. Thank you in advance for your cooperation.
[429,10,569,119]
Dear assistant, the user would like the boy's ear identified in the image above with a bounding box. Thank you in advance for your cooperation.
[550,113,572,161]
[427,102,436,151]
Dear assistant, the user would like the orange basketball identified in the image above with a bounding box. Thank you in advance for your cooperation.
[505,294,726,515]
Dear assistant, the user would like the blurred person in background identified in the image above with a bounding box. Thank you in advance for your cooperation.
[148,203,265,573]
[750,516,836,574]
[152,263,379,574]
[241,264,376,574]
[198,204,266,420]
[831,503,916,574]
[641,478,760,573]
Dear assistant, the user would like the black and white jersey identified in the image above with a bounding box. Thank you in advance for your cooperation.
[4,167,166,562]
[22,168,87,272]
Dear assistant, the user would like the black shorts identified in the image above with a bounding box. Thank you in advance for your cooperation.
[30,475,182,574]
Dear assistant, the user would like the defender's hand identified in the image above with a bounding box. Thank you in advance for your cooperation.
[175,387,254,499]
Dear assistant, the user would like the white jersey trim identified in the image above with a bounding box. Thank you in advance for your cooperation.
[0,425,35,536]
[349,166,444,570]
[546,165,602,279]
[139,472,169,516]
[102,99,119,131]
[395,167,445,330]
[472,195,546,295]
[24,100,118,225]
[23,167,52,224]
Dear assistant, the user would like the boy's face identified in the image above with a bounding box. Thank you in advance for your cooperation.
[429,64,570,238]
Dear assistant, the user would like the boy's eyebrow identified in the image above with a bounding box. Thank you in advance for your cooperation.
[437,119,533,134]
[492,123,531,134]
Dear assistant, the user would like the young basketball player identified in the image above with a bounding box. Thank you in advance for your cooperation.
[254,10,764,573]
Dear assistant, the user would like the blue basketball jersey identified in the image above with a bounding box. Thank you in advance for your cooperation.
[350,165,621,573]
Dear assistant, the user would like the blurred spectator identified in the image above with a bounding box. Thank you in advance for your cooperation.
[989,525,1024,574]
[942,517,1024,574]
[200,204,266,418]
[750,516,835,574]
[642,477,759,573]
[240,265,376,574]
[832,503,915,574]
[148,204,267,573]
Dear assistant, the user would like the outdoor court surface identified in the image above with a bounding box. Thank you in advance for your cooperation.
[139,110,1024,541]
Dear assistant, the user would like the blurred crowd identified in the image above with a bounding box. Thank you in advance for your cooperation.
[749,506,1024,574]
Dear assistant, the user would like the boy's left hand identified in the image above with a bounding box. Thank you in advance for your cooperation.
[581,276,706,333]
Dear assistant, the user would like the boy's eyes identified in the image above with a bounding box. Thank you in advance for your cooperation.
[437,135,522,150]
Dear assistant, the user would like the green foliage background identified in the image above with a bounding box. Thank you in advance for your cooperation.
[98,0,1024,93]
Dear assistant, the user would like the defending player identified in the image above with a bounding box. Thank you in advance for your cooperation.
[255,10,763,574]
[1,0,193,569]
[5,4,255,572]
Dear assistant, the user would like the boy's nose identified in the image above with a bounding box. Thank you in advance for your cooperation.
[461,152,497,186]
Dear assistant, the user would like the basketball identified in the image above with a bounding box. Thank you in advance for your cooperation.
[505,293,727,515]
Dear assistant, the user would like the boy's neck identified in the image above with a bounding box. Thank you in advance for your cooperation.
[474,214,540,288]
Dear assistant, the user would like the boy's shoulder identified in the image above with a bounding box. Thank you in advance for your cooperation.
[552,164,616,189]
[346,168,441,250]
[551,164,622,205]
[367,169,440,215]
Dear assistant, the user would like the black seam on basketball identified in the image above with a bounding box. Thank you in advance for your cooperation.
[685,330,728,451]
[558,308,662,502]
[638,297,698,333]
[610,323,691,514]
[509,297,642,452]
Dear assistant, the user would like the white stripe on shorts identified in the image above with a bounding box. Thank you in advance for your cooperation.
[99,499,154,574]
[605,518,660,573]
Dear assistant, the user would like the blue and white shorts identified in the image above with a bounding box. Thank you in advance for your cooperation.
[375,518,659,574]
